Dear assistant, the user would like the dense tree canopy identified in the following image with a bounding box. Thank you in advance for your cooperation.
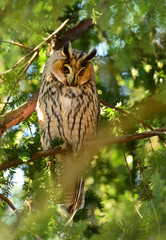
[0,0,166,239]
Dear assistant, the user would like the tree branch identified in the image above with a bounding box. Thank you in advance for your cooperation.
[0,127,165,171]
[0,40,32,50]
[0,193,19,216]
[52,18,93,51]
[0,90,39,135]
[0,193,22,231]
[86,129,166,148]
[18,51,39,80]
[0,146,70,171]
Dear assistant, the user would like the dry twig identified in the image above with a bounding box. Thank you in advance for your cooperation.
[0,40,32,50]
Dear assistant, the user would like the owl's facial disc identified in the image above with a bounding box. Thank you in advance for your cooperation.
[52,42,96,86]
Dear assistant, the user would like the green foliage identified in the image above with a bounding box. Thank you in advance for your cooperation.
[0,0,166,239]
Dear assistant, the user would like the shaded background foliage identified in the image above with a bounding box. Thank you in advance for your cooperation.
[0,0,166,239]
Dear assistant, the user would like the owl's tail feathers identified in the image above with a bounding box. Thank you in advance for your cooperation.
[59,179,85,225]
[67,179,85,221]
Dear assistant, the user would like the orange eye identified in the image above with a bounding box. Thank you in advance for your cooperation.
[79,69,84,76]
[61,66,69,74]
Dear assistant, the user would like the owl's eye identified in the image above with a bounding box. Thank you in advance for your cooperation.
[78,69,84,76]
[61,66,69,74]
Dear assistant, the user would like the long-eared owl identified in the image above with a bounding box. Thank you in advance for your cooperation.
[36,41,100,219]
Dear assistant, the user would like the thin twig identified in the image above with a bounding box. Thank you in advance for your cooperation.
[0,94,11,115]
[18,50,39,79]
[127,143,160,239]
[0,19,69,76]
[1,40,32,50]
[142,125,155,153]
[120,144,134,198]
[1,207,23,225]
[120,144,143,218]
[26,228,43,240]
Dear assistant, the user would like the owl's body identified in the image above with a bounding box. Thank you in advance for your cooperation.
[36,42,100,218]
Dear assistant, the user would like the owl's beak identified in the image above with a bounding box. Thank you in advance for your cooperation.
[67,75,77,87]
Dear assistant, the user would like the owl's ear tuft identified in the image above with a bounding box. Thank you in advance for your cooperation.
[83,48,97,62]
[62,41,72,59]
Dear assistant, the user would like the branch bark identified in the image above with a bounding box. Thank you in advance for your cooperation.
[0,127,165,171]
[52,18,93,51]
[0,146,70,171]
[0,90,39,135]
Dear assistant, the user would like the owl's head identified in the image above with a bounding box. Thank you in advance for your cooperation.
[45,41,97,87]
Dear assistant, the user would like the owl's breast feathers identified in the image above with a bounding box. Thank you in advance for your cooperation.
[37,80,100,151]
